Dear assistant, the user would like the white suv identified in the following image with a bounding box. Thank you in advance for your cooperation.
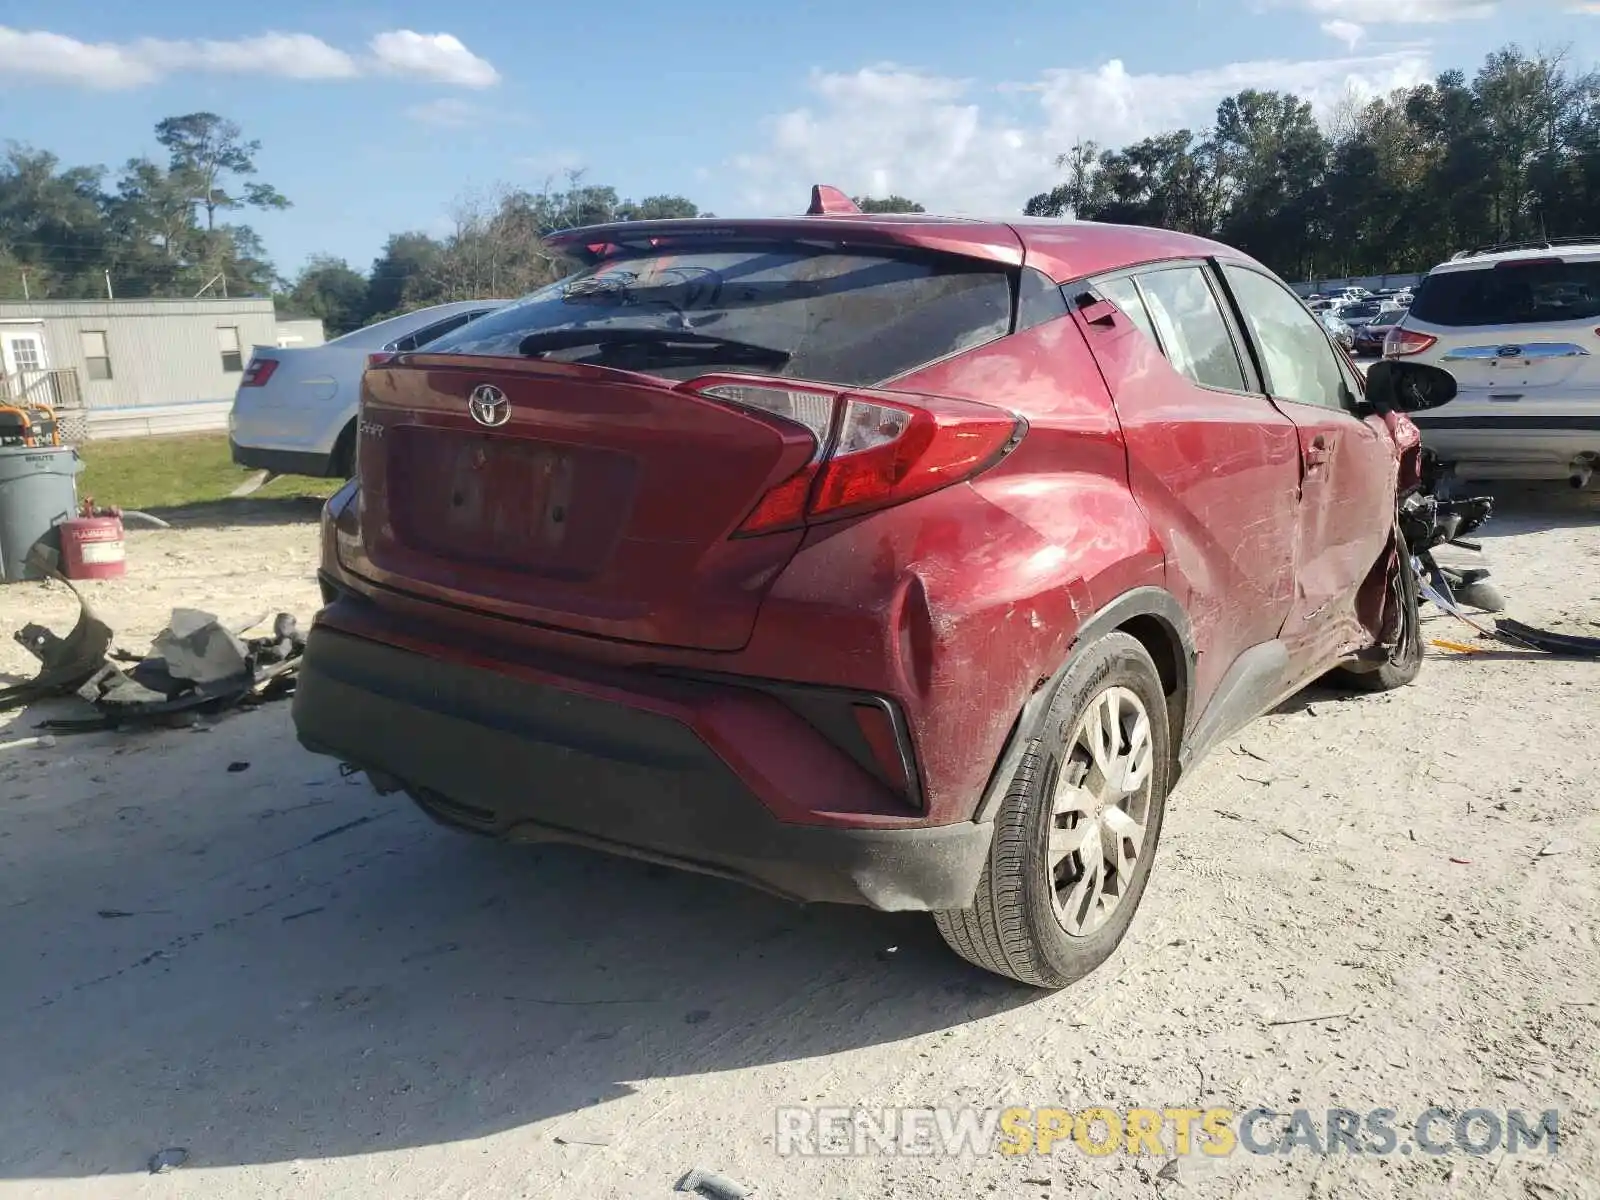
[1388,239,1600,486]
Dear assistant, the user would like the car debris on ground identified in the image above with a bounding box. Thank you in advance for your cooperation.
[0,563,305,731]
[676,1167,755,1199]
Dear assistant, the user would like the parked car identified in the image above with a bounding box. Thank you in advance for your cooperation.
[1335,299,1390,329]
[1386,239,1600,485]
[293,188,1430,988]
[1354,309,1406,356]
[229,300,510,478]
[1322,311,1357,350]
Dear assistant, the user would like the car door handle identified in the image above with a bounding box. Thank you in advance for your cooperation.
[1306,435,1336,469]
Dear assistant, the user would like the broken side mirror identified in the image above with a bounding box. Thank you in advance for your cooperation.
[1364,360,1458,416]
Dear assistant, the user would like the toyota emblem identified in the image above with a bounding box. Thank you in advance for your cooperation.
[468,384,510,428]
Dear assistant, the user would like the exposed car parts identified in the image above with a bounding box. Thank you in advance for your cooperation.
[1,572,306,729]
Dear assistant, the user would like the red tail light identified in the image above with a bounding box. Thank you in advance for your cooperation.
[1385,327,1437,358]
[366,352,397,370]
[240,358,278,387]
[695,380,1022,534]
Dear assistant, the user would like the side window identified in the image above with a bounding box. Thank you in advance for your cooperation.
[1131,267,1248,392]
[1222,265,1351,411]
[1096,277,1158,345]
[392,312,474,352]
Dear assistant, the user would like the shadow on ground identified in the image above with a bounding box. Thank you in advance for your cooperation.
[0,714,1039,1178]
[142,495,328,529]
[1469,481,1600,537]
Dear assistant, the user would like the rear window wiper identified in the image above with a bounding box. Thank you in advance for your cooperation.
[517,327,792,365]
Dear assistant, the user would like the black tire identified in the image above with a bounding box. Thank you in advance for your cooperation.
[332,421,358,480]
[1331,533,1423,693]
[934,632,1172,989]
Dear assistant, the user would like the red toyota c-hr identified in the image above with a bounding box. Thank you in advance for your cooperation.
[294,186,1424,988]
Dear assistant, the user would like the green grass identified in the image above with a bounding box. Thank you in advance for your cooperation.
[76,433,341,514]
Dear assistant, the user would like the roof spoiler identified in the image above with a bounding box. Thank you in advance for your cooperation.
[806,185,862,216]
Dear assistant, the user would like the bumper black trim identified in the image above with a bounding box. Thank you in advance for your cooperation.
[230,439,338,477]
[291,626,991,911]
[654,667,924,812]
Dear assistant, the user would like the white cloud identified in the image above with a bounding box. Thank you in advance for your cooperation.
[0,25,497,90]
[1292,0,1496,21]
[733,51,1432,216]
[1321,19,1366,48]
[143,33,360,80]
[369,31,498,88]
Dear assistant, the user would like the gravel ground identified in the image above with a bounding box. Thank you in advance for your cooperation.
[0,489,1596,1199]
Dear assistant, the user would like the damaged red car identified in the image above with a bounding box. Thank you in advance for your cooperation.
[294,187,1425,988]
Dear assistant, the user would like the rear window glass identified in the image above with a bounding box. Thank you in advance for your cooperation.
[1411,260,1600,327]
[423,244,1014,386]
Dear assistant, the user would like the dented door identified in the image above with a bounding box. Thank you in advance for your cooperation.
[1218,265,1399,673]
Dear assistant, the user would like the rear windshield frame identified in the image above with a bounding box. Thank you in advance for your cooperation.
[420,239,1020,388]
[1410,258,1600,328]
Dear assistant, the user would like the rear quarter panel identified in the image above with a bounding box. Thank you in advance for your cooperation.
[746,314,1165,823]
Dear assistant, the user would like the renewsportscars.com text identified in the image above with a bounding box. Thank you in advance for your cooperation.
[774,1106,1560,1159]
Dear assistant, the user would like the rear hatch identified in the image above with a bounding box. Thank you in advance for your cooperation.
[1401,254,1600,406]
[341,233,1019,650]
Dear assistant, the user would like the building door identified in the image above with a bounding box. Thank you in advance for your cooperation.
[0,326,53,406]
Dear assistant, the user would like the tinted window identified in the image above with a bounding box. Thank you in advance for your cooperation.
[391,310,488,352]
[1097,277,1159,345]
[426,245,1014,387]
[1223,265,1351,411]
[1017,267,1067,332]
[1131,266,1248,391]
[1410,260,1600,327]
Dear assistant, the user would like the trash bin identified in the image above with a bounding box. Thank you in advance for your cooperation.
[0,445,83,583]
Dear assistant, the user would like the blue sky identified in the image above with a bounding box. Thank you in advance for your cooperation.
[1,0,1594,281]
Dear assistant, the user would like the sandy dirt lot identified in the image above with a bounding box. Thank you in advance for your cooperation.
[1,492,1596,1199]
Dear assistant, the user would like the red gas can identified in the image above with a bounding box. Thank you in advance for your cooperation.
[59,515,127,580]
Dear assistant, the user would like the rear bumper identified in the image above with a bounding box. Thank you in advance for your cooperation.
[291,624,993,910]
[1410,411,1600,478]
[230,438,338,477]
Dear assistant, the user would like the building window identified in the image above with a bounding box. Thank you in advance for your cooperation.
[81,331,113,381]
[10,337,42,371]
[217,326,243,373]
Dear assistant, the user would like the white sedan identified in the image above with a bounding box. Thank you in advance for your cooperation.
[229,300,509,478]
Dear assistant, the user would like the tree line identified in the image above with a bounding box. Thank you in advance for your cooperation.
[4,43,1594,332]
[1025,44,1599,282]
[0,113,287,302]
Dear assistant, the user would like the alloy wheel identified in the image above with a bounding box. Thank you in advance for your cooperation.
[1047,686,1156,937]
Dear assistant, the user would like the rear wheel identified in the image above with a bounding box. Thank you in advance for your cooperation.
[935,632,1172,989]
[332,421,358,480]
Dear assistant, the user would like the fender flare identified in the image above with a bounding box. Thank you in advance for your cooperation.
[971,586,1194,824]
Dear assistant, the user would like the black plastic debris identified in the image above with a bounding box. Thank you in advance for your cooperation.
[0,575,113,712]
[2,580,306,731]
[147,1147,188,1174]
[1495,618,1600,659]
